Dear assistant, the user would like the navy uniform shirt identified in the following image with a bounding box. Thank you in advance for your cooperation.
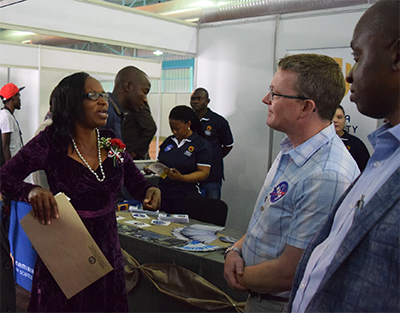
[158,132,212,196]
[340,130,370,172]
[200,109,234,182]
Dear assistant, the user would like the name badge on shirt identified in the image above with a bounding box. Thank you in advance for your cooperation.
[270,181,289,203]
[164,144,173,152]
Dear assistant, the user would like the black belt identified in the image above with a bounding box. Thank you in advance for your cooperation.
[249,291,289,303]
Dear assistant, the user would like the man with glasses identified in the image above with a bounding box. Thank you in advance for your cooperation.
[223,53,360,312]
[289,1,399,312]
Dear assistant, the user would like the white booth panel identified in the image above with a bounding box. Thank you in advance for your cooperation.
[40,47,162,79]
[197,20,276,232]
[0,42,39,68]
[0,0,197,54]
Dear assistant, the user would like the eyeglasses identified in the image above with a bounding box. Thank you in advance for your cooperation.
[83,92,109,101]
[268,87,310,101]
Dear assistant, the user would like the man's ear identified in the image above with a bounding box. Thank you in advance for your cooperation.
[300,99,316,117]
[391,38,400,71]
[124,81,133,92]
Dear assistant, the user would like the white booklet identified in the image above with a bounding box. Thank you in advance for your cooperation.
[148,162,169,179]
[158,213,189,223]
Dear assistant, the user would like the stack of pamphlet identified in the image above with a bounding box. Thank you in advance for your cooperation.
[158,213,189,223]
[129,206,159,216]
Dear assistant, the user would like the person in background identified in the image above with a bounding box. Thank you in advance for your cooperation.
[0,215,16,313]
[190,88,234,199]
[0,72,161,312]
[0,83,24,163]
[149,105,212,213]
[0,83,25,233]
[103,65,157,160]
[333,105,370,171]
[289,1,399,312]
[223,54,360,313]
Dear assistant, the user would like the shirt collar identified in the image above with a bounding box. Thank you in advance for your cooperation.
[108,92,124,116]
[172,133,193,148]
[280,123,335,167]
[368,122,400,149]
[200,108,212,122]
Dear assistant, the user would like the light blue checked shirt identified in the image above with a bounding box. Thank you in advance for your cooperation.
[242,123,360,298]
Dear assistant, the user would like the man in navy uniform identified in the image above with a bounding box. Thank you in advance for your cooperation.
[190,88,234,199]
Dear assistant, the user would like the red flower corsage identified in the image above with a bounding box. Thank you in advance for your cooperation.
[100,137,126,166]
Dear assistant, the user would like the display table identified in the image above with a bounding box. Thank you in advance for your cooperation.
[116,212,247,312]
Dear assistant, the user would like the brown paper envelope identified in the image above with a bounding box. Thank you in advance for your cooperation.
[20,193,113,299]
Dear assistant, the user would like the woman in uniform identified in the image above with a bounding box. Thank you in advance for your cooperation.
[154,105,212,213]
[333,105,370,171]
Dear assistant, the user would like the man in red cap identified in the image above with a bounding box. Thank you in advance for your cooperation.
[0,83,25,163]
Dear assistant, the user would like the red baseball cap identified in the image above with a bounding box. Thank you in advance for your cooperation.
[0,83,25,101]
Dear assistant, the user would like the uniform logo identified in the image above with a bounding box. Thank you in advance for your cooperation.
[205,125,212,136]
[270,181,288,203]
[164,144,173,152]
[184,146,194,157]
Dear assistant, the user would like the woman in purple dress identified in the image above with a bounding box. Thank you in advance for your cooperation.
[0,72,161,312]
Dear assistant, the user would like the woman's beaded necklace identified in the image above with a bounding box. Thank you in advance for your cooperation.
[70,128,105,182]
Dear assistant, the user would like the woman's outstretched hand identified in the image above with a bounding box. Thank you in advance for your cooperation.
[143,187,161,211]
[28,187,59,225]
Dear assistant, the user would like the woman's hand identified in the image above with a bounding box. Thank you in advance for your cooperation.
[143,165,154,175]
[166,168,183,181]
[143,187,161,211]
[28,187,59,225]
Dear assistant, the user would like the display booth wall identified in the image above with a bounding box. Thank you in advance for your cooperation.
[196,7,375,232]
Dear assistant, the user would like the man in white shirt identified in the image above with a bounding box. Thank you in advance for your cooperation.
[0,83,25,163]
[289,1,400,312]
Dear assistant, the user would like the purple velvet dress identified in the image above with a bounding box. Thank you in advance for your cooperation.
[0,127,153,312]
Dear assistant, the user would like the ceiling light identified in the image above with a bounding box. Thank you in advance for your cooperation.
[153,50,163,56]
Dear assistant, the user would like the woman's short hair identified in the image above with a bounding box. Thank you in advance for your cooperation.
[169,105,205,138]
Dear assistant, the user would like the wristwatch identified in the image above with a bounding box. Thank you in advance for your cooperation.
[224,246,242,260]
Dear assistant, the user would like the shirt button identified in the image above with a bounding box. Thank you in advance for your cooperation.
[300,283,306,290]
[260,206,264,212]
[4,261,11,270]
[374,161,381,168]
